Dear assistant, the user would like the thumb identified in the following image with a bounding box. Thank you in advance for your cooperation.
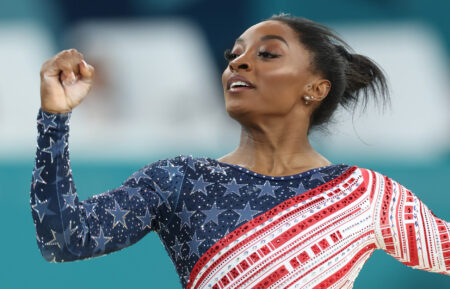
[79,60,95,82]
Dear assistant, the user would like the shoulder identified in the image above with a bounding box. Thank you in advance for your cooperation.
[159,154,222,174]
[351,166,405,197]
[124,155,215,185]
[347,166,390,191]
[151,154,214,173]
[121,155,186,188]
[352,166,394,184]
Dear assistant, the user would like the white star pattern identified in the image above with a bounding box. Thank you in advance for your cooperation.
[255,180,281,198]
[188,174,212,196]
[38,111,57,133]
[129,169,151,184]
[136,207,154,230]
[41,135,67,163]
[208,164,228,175]
[92,226,113,253]
[106,200,130,229]
[32,194,55,223]
[32,164,46,189]
[30,109,360,288]
[161,161,183,181]
[222,177,246,197]
[61,185,77,211]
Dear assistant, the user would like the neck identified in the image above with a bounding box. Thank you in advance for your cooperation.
[218,114,331,176]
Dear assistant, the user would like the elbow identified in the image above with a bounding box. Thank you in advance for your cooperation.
[40,246,61,263]
[39,246,79,263]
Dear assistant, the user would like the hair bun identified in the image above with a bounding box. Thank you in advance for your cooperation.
[268,14,389,131]
[335,45,353,62]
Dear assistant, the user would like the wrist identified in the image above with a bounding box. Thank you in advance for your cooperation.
[40,106,72,115]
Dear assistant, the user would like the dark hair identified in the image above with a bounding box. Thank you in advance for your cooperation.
[268,13,390,131]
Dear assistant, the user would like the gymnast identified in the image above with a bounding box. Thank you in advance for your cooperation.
[31,13,449,289]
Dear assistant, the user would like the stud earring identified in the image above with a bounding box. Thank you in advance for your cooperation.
[304,95,314,105]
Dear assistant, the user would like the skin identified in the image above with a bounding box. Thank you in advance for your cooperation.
[218,20,332,176]
[40,49,95,114]
[39,20,331,177]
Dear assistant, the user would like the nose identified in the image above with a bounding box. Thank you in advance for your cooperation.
[229,54,251,72]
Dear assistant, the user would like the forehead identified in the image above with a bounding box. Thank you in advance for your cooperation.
[237,20,298,44]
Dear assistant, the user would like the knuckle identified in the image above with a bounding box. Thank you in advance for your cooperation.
[40,63,51,76]
[69,48,82,57]
[54,57,63,66]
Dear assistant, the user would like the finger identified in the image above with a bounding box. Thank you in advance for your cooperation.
[79,60,94,80]
[55,52,82,75]
[40,57,61,78]
[60,69,77,86]
[42,49,83,79]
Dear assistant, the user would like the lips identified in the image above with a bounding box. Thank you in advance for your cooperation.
[226,75,255,90]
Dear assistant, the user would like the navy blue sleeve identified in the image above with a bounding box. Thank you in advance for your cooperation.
[30,109,184,262]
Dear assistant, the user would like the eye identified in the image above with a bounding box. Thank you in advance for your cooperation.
[257,51,279,58]
[224,49,238,61]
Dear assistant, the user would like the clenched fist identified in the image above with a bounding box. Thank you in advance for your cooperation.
[40,49,95,114]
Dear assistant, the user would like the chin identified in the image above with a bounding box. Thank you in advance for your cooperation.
[225,102,253,122]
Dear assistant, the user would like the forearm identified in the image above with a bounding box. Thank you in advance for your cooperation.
[31,109,83,262]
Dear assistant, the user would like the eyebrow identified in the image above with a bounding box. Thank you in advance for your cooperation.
[235,34,289,47]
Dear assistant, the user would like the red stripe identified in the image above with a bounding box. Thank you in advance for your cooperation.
[419,202,433,268]
[228,267,239,280]
[440,241,450,251]
[440,226,450,271]
[404,223,419,266]
[283,231,375,288]
[379,176,395,255]
[443,250,450,258]
[298,251,310,264]
[193,195,322,288]
[260,245,270,255]
[290,258,301,268]
[222,206,364,289]
[360,169,375,203]
[192,196,322,286]
[186,167,358,289]
[312,243,377,289]
[253,265,288,289]
[380,176,392,226]
[445,255,450,271]
[395,182,404,260]
[269,183,366,251]
[211,187,364,289]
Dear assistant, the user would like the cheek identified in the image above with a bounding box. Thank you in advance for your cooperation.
[257,67,302,107]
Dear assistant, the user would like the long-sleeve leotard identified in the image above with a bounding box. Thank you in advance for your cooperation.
[30,109,449,289]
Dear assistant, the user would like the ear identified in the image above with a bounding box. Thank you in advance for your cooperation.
[309,79,331,102]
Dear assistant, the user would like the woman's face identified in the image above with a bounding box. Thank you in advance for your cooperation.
[222,20,316,123]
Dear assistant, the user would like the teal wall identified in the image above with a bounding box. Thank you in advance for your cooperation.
[1,159,449,288]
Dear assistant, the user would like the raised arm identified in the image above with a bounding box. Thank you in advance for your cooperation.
[30,49,182,262]
[369,170,450,275]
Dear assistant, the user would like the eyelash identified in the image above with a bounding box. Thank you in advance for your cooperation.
[224,49,279,61]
